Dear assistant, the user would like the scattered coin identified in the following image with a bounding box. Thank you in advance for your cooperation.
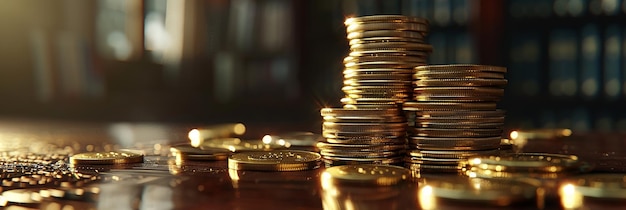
[418,175,536,206]
[169,143,231,161]
[228,150,321,171]
[321,164,412,186]
[563,173,626,199]
[69,151,143,165]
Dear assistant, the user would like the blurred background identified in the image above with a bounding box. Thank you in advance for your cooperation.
[0,0,625,133]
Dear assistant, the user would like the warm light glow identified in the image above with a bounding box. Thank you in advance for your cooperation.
[344,17,356,25]
[548,166,558,173]
[469,178,486,192]
[74,188,85,196]
[233,123,246,135]
[175,155,183,166]
[510,131,519,140]
[562,129,572,137]
[262,135,273,144]
[418,185,437,210]
[321,171,333,190]
[560,183,582,209]
[471,158,481,165]
[228,169,240,181]
[188,129,201,147]
[344,198,355,210]
[61,204,74,210]
[467,171,477,178]
[277,139,286,146]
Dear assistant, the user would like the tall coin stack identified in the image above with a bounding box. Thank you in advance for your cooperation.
[319,15,432,167]
[403,64,508,172]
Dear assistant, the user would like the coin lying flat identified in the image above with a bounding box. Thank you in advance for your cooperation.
[463,153,581,173]
[347,30,427,40]
[322,164,412,186]
[414,78,508,87]
[70,151,144,165]
[349,37,425,45]
[228,150,321,171]
[403,101,497,111]
[169,143,231,161]
[414,71,506,79]
[346,22,429,33]
[322,156,403,166]
[409,136,502,150]
[415,64,507,73]
[419,175,536,206]
[565,173,626,199]
[345,15,429,24]
[198,137,289,152]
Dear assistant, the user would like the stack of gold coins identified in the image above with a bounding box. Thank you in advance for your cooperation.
[319,107,407,166]
[319,14,431,167]
[341,15,431,107]
[403,64,508,172]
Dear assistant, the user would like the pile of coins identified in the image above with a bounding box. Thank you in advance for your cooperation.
[319,108,407,166]
[403,64,508,172]
[319,15,431,167]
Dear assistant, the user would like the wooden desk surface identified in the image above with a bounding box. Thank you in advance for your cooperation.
[0,118,624,210]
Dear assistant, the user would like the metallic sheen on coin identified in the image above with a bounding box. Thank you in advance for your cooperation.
[70,151,144,165]
[322,164,412,186]
[228,150,321,171]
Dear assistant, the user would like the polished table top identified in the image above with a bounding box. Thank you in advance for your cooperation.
[0,118,625,210]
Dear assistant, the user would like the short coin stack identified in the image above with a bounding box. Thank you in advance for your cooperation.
[403,64,508,172]
[341,15,432,107]
[320,108,407,166]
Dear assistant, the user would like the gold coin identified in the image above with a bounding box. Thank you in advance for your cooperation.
[414,70,505,79]
[2,188,43,204]
[346,22,429,33]
[465,153,580,173]
[70,151,144,165]
[228,150,321,171]
[464,167,565,180]
[170,143,231,161]
[198,137,288,152]
[419,175,536,206]
[347,30,427,40]
[322,164,412,186]
[565,173,626,199]
[349,37,425,45]
[350,42,433,51]
[415,64,507,73]
[402,101,497,111]
[414,78,508,87]
[345,15,428,25]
